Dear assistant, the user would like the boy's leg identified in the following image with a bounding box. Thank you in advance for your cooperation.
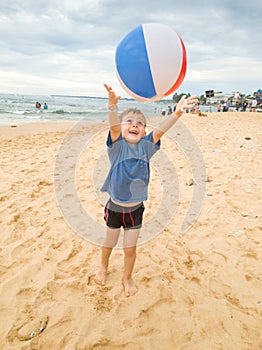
[94,227,120,285]
[122,228,140,297]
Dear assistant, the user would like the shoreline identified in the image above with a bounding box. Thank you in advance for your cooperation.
[0,107,260,130]
[0,110,260,134]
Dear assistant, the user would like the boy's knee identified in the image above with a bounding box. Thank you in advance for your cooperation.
[123,246,136,257]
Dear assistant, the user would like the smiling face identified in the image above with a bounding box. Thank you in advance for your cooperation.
[120,109,146,145]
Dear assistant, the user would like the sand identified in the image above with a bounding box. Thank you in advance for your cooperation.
[0,112,261,349]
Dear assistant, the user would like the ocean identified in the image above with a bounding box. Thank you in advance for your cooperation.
[0,93,218,126]
[0,93,168,126]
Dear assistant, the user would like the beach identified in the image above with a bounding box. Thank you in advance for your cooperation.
[0,112,261,349]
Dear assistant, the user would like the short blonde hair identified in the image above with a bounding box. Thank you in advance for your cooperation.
[120,108,146,126]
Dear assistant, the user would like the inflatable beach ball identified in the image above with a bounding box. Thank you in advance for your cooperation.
[115,23,187,102]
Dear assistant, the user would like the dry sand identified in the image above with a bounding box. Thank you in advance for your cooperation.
[0,112,261,349]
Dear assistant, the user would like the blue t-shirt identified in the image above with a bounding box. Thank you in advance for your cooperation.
[101,131,160,203]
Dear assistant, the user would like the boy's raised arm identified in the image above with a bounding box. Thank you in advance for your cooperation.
[153,95,198,144]
[104,84,121,142]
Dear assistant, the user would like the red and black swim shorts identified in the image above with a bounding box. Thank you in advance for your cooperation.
[104,198,145,229]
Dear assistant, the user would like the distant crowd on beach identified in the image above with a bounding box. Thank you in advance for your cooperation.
[157,98,259,116]
[217,98,258,112]
[158,102,201,116]
[35,102,48,110]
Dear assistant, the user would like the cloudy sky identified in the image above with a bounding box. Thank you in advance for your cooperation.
[0,0,261,98]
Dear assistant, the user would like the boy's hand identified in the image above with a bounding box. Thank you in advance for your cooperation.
[104,84,121,107]
[175,95,198,117]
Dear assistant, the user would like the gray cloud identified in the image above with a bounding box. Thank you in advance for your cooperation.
[0,0,261,96]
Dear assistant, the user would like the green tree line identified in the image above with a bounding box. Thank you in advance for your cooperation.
[173,92,255,104]
[172,92,207,104]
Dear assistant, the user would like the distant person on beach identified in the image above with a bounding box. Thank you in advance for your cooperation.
[35,102,41,109]
[44,102,48,110]
[242,100,248,112]
[251,99,257,112]
[94,83,198,297]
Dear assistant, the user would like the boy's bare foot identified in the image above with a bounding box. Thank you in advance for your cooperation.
[122,278,138,297]
[94,267,107,286]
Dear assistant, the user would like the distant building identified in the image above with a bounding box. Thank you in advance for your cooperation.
[205,90,214,97]
[204,89,262,107]
[205,91,230,104]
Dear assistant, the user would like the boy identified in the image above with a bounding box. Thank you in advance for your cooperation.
[95,84,197,297]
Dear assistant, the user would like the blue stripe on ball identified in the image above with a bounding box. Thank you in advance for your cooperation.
[115,25,156,99]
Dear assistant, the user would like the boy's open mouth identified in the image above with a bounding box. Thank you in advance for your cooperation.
[129,130,138,135]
